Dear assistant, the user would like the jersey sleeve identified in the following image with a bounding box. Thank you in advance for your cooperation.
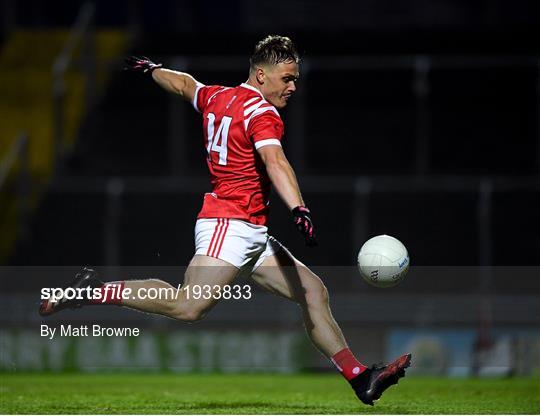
[193,84,225,113]
[247,108,284,150]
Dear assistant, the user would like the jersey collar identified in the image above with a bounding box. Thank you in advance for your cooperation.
[240,83,265,98]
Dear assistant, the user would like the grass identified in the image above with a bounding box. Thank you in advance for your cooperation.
[0,373,539,414]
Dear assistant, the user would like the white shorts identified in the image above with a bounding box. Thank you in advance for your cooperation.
[194,218,282,271]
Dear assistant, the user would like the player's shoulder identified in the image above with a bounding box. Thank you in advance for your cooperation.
[237,83,272,107]
[194,84,233,112]
[237,83,281,122]
[200,84,232,101]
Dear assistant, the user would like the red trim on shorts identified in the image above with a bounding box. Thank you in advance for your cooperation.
[214,219,230,257]
[206,218,222,256]
[211,218,228,258]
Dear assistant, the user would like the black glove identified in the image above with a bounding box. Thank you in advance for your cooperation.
[292,206,317,247]
[124,55,162,74]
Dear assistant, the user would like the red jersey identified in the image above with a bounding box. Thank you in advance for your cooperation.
[192,82,284,225]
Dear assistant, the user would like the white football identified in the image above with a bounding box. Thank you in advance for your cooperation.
[358,235,409,288]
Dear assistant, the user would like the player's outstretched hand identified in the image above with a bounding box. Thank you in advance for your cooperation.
[292,206,317,247]
[124,55,162,74]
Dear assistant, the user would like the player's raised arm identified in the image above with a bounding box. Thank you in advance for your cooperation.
[257,144,317,246]
[124,55,199,103]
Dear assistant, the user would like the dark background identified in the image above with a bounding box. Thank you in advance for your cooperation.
[1,0,540,274]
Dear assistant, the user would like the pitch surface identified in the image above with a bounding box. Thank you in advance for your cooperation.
[1,373,538,414]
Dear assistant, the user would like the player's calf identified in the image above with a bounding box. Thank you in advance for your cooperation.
[302,278,329,309]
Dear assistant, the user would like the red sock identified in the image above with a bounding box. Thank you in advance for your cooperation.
[89,282,125,305]
[331,348,367,380]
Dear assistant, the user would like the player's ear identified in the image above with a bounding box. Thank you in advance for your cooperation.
[256,67,265,84]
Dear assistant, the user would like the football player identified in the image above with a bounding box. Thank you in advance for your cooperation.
[40,35,410,405]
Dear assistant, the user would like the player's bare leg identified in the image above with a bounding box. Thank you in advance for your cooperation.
[120,255,238,321]
[40,255,239,323]
[251,248,347,357]
[251,247,411,405]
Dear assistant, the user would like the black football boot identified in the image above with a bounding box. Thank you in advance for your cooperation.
[39,267,103,316]
[351,353,411,406]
